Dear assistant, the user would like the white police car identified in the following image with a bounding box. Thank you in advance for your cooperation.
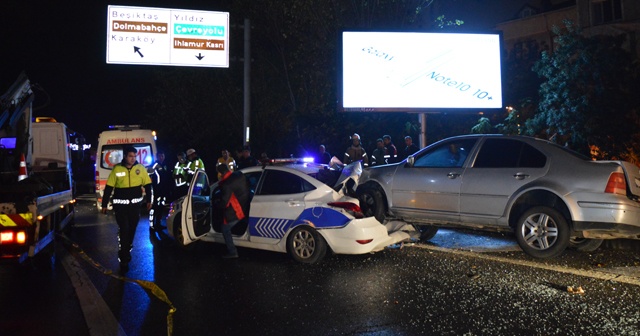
[166,159,411,263]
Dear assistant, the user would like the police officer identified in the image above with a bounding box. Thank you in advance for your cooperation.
[173,151,188,199]
[149,150,172,231]
[101,146,153,272]
[343,133,369,166]
[185,148,205,184]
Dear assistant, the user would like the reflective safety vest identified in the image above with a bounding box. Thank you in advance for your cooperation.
[173,161,188,187]
[216,157,236,180]
[186,158,205,182]
[103,163,152,207]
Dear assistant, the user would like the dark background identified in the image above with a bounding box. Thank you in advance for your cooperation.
[1,0,529,147]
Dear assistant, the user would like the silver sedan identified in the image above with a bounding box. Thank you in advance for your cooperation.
[357,134,640,258]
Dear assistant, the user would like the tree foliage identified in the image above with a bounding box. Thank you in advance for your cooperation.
[527,20,640,157]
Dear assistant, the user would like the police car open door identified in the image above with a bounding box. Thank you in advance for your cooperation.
[181,170,212,244]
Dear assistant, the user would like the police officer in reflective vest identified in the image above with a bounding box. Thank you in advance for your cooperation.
[185,148,205,184]
[101,146,152,272]
[149,150,172,231]
[173,151,188,199]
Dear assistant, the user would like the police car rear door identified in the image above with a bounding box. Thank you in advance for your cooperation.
[182,170,212,243]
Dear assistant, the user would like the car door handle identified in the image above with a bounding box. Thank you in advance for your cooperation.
[513,173,530,180]
[447,172,461,179]
[287,201,304,207]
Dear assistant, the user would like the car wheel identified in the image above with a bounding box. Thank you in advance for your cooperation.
[515,206,569,259]
[358,188,386,223]
[287,226,327,264]
[414,225,439,242]
[569,237,604,252]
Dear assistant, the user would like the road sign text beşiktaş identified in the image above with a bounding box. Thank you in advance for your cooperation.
[106,5,229,68]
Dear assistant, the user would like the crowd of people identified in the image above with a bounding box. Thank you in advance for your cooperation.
[316,133,421,167]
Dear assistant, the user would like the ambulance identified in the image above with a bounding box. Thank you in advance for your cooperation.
[95,125,157,210]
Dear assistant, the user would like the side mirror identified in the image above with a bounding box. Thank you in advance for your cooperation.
[407,155,415,167]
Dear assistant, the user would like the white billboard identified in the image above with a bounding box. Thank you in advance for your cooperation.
[340,31,503,112]
[107,5,230,68]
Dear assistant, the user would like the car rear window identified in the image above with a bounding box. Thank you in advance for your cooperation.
[259,170,316,195]
[474,139,546,168]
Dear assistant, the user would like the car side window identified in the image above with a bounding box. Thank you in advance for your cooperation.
[192,173,209,196]
[474,138,546,168]
[258,170,316,195]
[413,139,477,168]
[244,172,262,194]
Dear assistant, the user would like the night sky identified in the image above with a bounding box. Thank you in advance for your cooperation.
[1,0,530,144]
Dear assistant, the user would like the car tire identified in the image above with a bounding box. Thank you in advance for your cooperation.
[287,226,327,264]
[358,188,386,223]
[569,237,604,252]
[515,206,570,259]
[414,225,439,242]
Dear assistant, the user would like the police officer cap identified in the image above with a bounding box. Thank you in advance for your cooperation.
[186,148,196,155]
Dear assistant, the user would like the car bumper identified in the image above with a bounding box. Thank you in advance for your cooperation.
[573,197,640,239]
[320,217,410,254]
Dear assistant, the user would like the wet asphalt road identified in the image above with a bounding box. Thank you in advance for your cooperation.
[2,197,640,335]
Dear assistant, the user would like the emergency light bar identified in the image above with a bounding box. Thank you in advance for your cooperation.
[108,125,142,130]
[268,157,315,164]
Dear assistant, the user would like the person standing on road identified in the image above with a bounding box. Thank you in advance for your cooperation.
[101,146,153,272]
[149,150,172,231]
[173,151,188,199]
[318,144,331,164]
[371,138,387,166]
[185,148,205,184]
[343,133,369,166]
[382,135,398,164]
[215,164,251,259]
[216,149,236,181]
[400,135,420,161]
[236,145,258,170]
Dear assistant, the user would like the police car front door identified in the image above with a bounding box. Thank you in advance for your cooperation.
[182,170,212,244]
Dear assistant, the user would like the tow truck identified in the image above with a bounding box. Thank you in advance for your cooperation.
[0,72,75,264]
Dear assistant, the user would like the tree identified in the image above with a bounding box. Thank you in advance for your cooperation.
[527,20,640,157]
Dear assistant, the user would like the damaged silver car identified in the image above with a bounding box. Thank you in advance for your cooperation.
[357,134,640,258]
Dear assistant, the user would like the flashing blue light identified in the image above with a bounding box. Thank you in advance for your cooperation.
[302,157,314,163]
[144,156,153,165]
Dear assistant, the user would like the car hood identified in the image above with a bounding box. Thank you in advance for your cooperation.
[333,161,363,197]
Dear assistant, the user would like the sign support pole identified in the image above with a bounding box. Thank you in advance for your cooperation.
[419,113,427,149]
[243,18,251,146]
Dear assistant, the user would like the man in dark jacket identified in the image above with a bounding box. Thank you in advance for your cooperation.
[215,164,251,258]
[400,136,420,161]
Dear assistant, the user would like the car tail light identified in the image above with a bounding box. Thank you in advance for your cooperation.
[1,231,13,243]
[605,172,627,195]
[328,202,364,218]
[356,239,374,244]
[16,231,26,244]
[1,231,27,244]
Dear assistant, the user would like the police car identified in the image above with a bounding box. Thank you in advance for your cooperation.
[166,159,411,263]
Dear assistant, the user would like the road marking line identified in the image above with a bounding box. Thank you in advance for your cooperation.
[60,234,177,336]
[413,244,640,286]
[61,253,127,336]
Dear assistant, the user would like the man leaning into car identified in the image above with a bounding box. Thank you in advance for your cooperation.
[215,164,251,258]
